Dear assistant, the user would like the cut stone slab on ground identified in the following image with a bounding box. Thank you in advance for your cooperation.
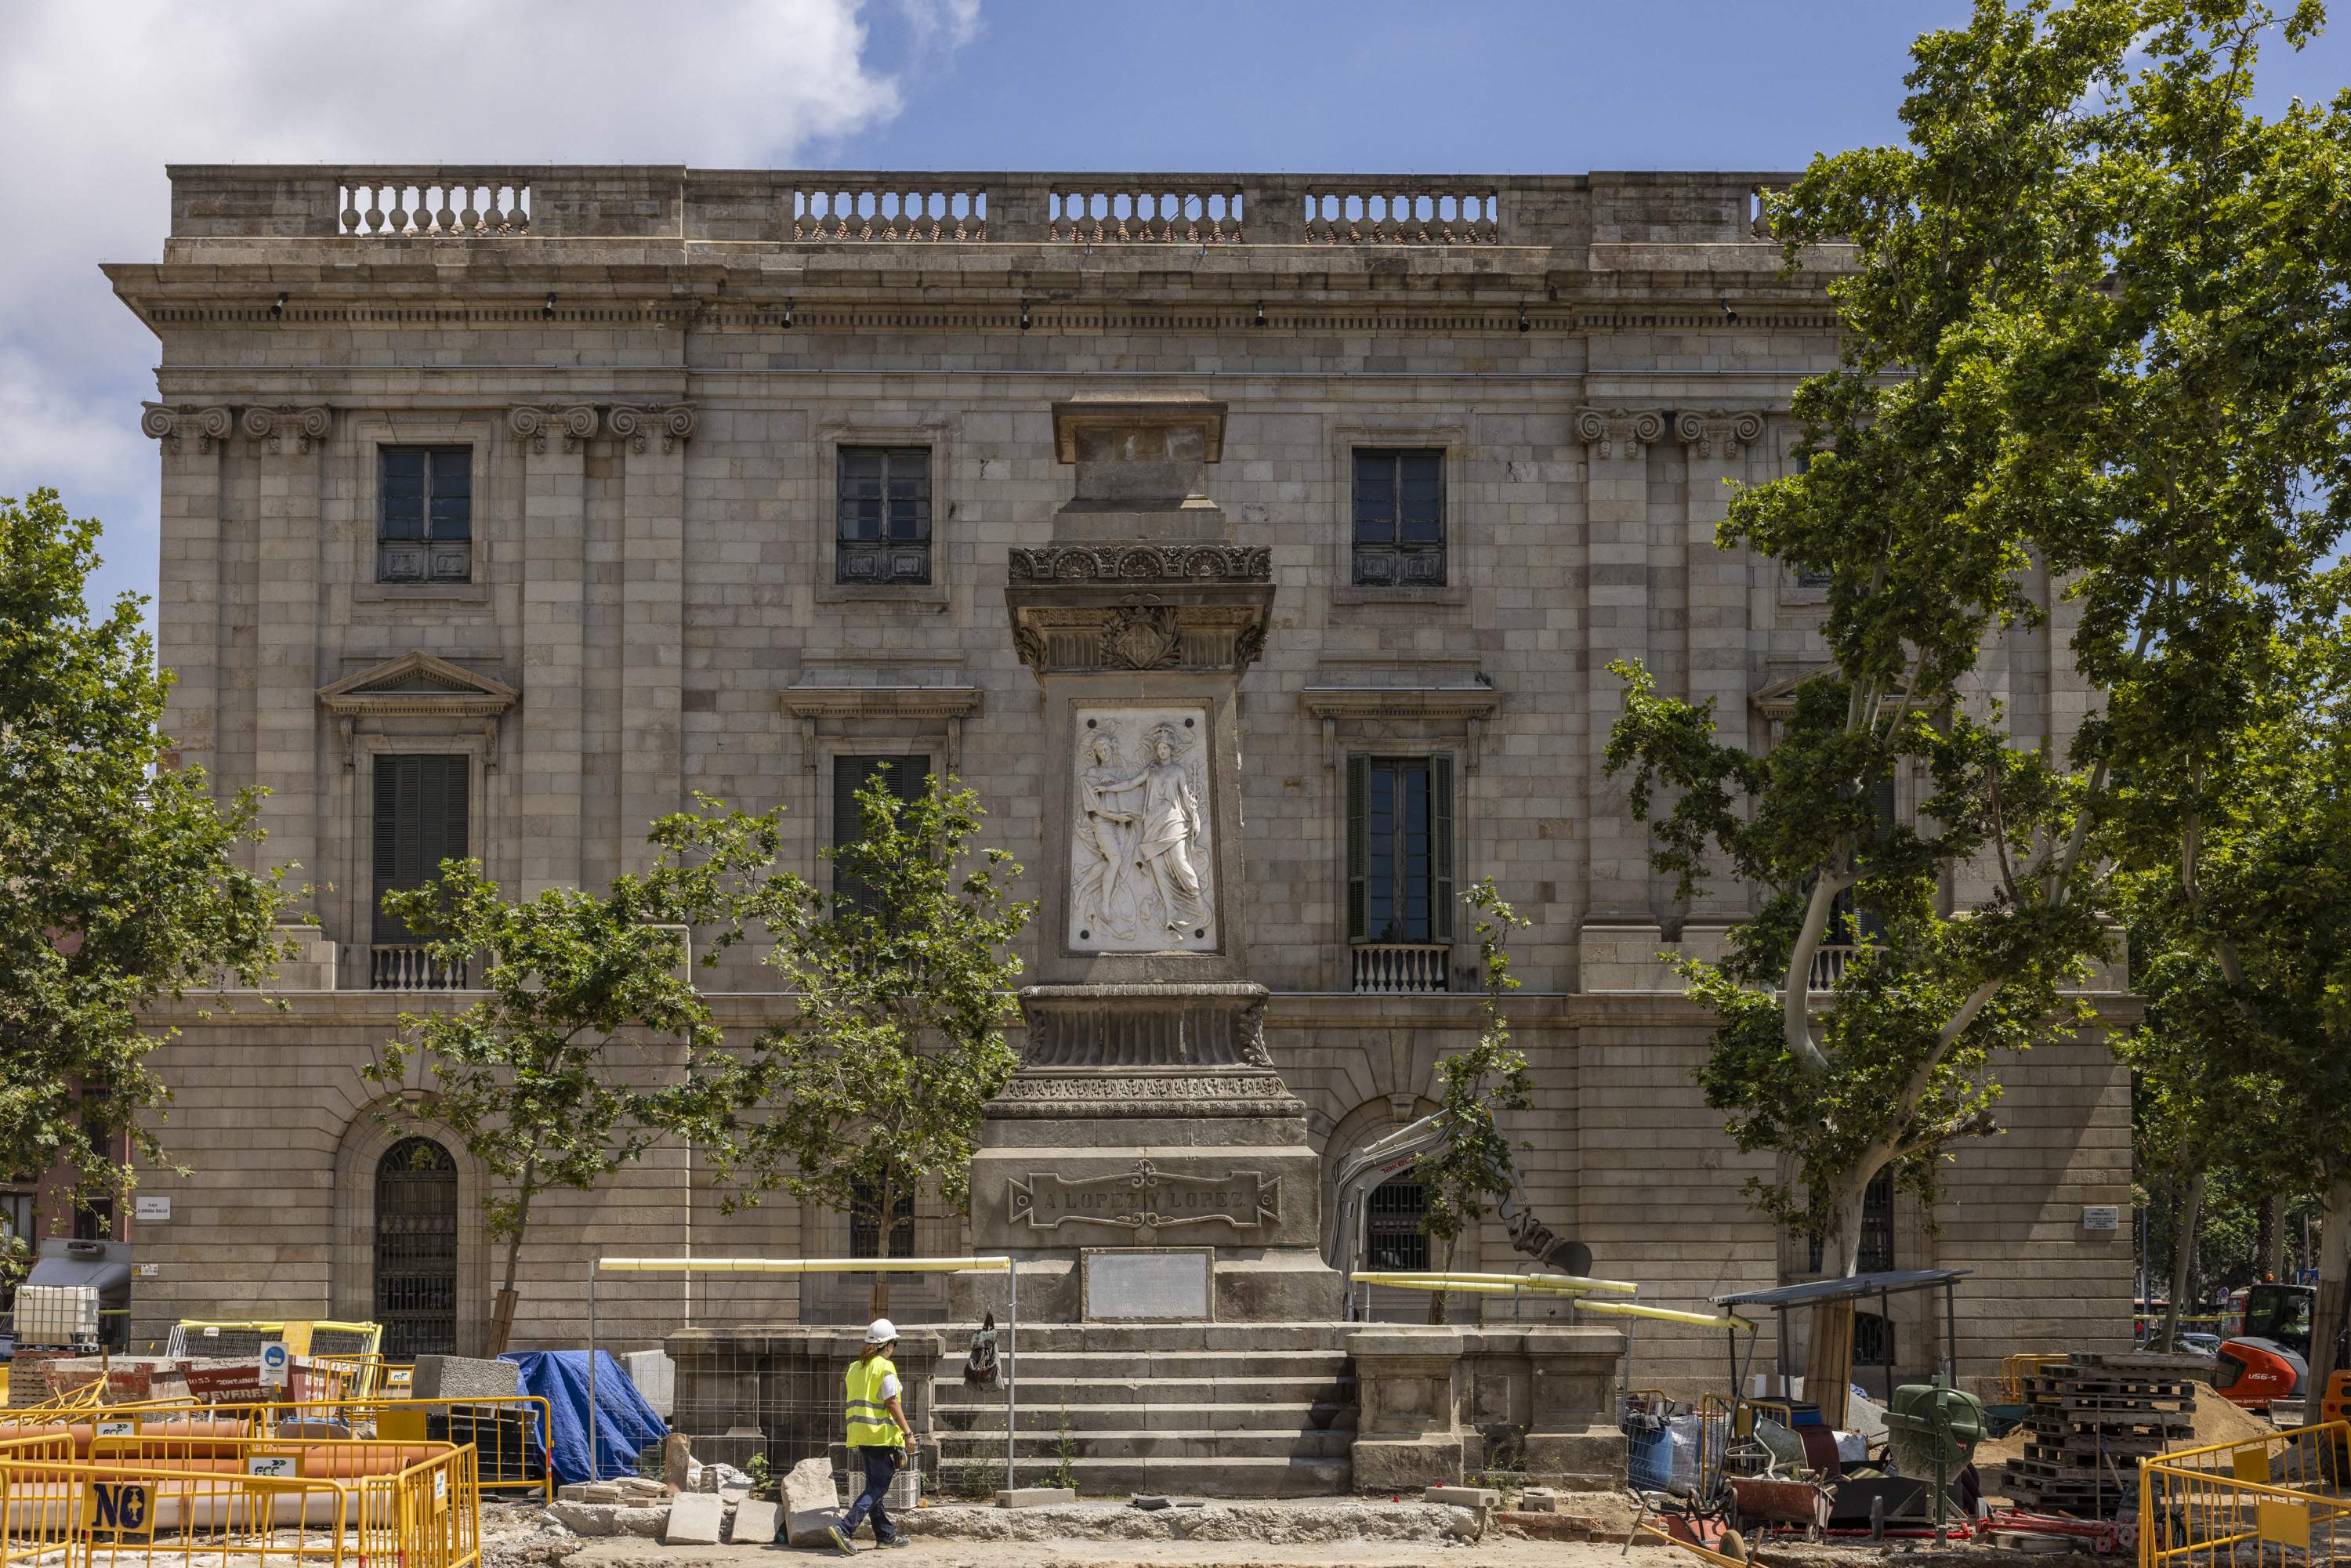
[725,1499,777,1544]
[663,1493,723,1546]
[781,1457,841,1548]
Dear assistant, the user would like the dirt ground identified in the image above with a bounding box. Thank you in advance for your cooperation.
[561,1539,1638,1567]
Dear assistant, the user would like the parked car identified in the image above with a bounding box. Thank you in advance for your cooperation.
[2179,1331,2222,1356]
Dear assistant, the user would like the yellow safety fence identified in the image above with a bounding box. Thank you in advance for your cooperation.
[0,1430,477,1568]
[2140,1421,2351,1568]
[0,1397,555,1502]
[2000,1353,2072,1401]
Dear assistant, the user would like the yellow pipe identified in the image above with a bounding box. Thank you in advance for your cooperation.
[1574,1300,1755,1331]
[1348,1270,1639,1294]
[596,1255,1010,1275]
[1353,1276,1588,1295]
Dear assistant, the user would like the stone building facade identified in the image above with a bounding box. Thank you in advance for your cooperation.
[103,167,2133,1384]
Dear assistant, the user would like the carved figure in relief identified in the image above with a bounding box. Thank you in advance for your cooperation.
[1107,726,1204,932]
[1073,733,1143,941]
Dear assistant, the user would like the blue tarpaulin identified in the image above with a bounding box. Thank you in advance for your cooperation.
[500,1350,667,1484]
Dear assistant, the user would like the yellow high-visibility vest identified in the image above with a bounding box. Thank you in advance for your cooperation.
[844,1354,903,1449]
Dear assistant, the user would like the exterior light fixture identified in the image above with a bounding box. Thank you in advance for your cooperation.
[1020,299,1032,331]
[1518,302,1530,333]
[270,292,286,319]
[542,292,556,319]
[1254,300,1266,328]
[783,299,795,329]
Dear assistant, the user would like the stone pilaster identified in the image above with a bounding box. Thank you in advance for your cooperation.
[139,404,232,784]
[612,404,693,869]
[244,404,332,911]
[511,404,598,896]
[1345,1327,1465,1490]
[1577,408,1664,922]
[1679,411,1762,920]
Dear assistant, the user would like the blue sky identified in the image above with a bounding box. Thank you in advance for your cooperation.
[2,0,2343,622]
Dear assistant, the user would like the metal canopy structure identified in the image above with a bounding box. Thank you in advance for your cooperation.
[1714,1269,1973,1406]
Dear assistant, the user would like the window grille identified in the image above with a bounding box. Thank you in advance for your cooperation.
[375,1137,458,1359]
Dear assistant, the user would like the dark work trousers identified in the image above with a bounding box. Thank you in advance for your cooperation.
[840,1445,903,1542]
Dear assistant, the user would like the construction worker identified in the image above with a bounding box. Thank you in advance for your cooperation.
[828,1317,915,1553]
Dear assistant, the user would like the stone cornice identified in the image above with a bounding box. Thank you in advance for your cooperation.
[317,650,519,719]
[778,685,984,722]
[1299,685,1502,722]
[1008,545,1270,584]
[1574,407,1667,462]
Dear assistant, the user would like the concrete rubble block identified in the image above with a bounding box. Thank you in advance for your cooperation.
[728,1498,780,1544]
[662,1433,692,1494]
[998,1487,1078,1508]
[1424,1484,1501,1510]
[410,1353,521,1401]
[623,1349,676,1420]
[1520,1487,1561,1513]
[782,1457,843,1548]
[664,1490,724,1545]
[614,1476,669,1501]
[546,1501,665,1537]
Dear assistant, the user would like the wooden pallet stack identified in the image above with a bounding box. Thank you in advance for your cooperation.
[2001,1353,2203,1516]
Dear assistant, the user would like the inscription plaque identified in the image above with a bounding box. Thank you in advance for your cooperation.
[1008,1158,1277,1238]
[1083,1248,1212,1321]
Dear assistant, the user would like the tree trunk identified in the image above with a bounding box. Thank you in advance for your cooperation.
[2259,1193,2286,1282]
[2162,1171,2204,1354]
[491,1173,534,1356]
[2306,1176,2351,1414]
[1429,1236,1454,1325]
[867,1179,895,1322]
[1802,1180,1867,1428]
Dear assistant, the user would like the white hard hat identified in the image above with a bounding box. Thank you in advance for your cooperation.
[865,1317,897,1345]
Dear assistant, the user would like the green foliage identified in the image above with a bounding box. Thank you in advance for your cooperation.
[1413,881,1535,1270]
[363,802,795,1295]
[733,772,1032,1251]
[1606,0,2351,1273]
[1047,1403,1078,1493]
[0,489,285,1201]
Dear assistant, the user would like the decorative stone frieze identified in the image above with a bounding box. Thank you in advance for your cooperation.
[607,403,697,453]
[1574,407,1665,462]
[1013,982,1276,1072]
[506,403,600,453]
[138,403,234,454]
[991,1074,1298,1120]
[1007,1159,1280,1235]
[1676,409,1764,459]
[238,404,334,453]
[1008,545,1270,582]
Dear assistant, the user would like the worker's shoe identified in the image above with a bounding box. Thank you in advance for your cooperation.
[826,1525,857,1555]
[878,1537,911,1549]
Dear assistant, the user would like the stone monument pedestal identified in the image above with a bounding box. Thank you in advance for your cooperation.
[964,393,1342,1324]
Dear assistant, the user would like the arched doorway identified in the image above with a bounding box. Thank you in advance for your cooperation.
[375,1137,458,1358]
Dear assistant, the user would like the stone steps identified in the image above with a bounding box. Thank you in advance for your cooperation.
[936,1399,1354,1435]
[924,1324,1358,1497]
[933,1427,1354,1461]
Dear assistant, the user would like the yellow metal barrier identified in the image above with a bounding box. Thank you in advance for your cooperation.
[0,1398,556,1502]
[0,1439,476,1568]
[2000,1353,2070,1401]
[2140,1421,2351,1568]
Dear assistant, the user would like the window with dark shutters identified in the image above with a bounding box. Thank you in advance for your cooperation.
[849,1175,915,1259]
[372,755,470,941]
[378,448,473,584]
[1345,755,1454,944]
[1351,448,1447,588]
[835,447,933,585]
[831,755,933,909]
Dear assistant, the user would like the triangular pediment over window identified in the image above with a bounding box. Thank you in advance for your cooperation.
[317,651,518,719]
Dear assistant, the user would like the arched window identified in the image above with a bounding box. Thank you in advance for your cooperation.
[375,1137,458,1359]
[1365,1175,1430,1272]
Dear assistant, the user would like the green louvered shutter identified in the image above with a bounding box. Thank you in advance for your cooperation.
[1431,753,1455,942]
[1346,753,1370,943]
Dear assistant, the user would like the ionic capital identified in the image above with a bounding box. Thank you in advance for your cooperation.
[139,404,234,454]
[1676,410,1765,461]
[1575,407,1665,463]
[507,404,600,454]
[607,403,696,454]
[238,404,334,454]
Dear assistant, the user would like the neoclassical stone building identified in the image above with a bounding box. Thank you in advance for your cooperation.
[103,167,2132,1383]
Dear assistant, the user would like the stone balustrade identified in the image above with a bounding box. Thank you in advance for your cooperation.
[164,166,1799,248]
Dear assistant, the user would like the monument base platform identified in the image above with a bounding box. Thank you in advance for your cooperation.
[946,1247,1346,1324]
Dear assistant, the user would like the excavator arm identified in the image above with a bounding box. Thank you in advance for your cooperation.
[1325,1112,1589,1284]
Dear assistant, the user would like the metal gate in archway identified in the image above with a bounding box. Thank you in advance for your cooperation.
[375,1135,458,1358]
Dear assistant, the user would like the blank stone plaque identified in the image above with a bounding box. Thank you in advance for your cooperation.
[1082,1248,1213,1321]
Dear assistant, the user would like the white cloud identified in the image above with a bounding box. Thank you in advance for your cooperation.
[0,0,954,613]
